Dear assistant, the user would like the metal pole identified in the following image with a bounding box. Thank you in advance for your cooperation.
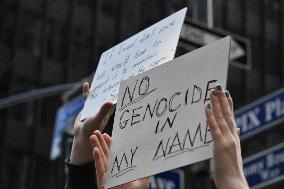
[207,0,214,28]
[0,82,78,110]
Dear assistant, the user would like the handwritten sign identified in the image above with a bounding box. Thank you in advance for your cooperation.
[80,8,187,121]
[105,37,231,188]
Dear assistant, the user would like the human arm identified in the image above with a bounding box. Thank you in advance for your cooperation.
[70,82,114,165]
[205,85,249,189]
[65,82,114,189]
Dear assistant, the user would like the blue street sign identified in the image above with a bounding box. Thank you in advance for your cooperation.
[149,170,184,189]
[243,143,284,189]
[50,96,84,160]
[235,87,284,140]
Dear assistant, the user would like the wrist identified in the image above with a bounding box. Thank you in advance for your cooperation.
[70,136,94,165]
[216,176,249,189]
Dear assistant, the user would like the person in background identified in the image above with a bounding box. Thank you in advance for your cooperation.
[65,82,249,189]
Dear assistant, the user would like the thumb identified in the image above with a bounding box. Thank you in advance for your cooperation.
[82,102,114,136]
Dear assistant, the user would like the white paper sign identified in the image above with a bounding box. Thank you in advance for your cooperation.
[80,8,187,121]
[105,37,231,188]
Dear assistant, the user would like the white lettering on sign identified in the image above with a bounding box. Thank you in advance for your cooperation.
[80,8,187,121]
[265,98,284,122]
[236,108,261,132]
[244,161,265,177]
[105,37,231,188]
[150,176,176,189]
[266,152,284,168]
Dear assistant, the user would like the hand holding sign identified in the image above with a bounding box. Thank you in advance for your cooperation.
[70,82,115,165]
[105,37,231,188]
[90,87,249,189]
[80,8,187,121]
[90,131,150,189]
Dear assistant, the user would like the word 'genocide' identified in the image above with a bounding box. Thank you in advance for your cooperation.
[119,76,217,132]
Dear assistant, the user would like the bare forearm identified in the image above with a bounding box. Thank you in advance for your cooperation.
[216,175,249,189]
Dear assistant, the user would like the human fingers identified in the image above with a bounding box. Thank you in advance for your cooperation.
[83,82,90,101]
[74,111,82,127]
[94,130,110,162]
[205,104,222,141]
[210,89,231,135]
[137,177,151,188]
[83,102,114,134]
[73,82,89,128]
[102,105,115,128]
[91,134,108,171]
[73,111,85,136]
[216,86,237,135]
[236,128,241,142]
[103,133,112,150]
[140,177,151,184]
[93,147,105,188]
[225,90,233,112]
[237,128,240,136]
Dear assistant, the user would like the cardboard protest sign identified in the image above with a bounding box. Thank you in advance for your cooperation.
[105,37,231,188]
[80,8,187,121]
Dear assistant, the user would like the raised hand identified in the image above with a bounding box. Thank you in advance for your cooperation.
[205,85,249,189]
[90,131,150,189]
[70,82,114,165]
